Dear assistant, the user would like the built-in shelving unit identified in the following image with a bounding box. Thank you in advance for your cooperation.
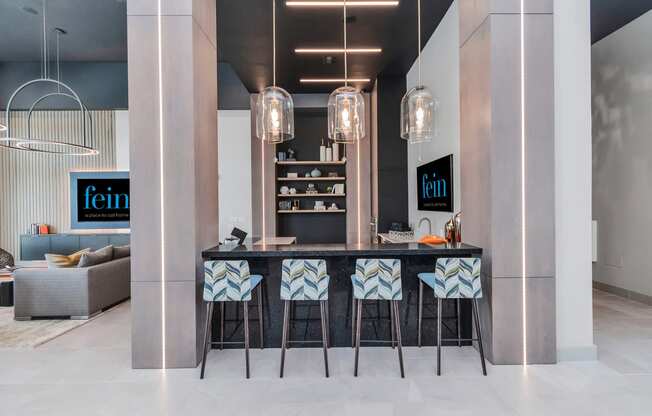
[277,193,346,197]
[277,209,346,214]
[277,176,346,181]
[276,160,346,166]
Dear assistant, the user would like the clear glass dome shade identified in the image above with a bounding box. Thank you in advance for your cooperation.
[328,86,365,144]
[0,122,6,132]
[400,85,437,144]
[256,86,295,144]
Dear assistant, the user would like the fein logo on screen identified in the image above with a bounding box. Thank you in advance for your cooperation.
[417,155,454,212]
[77,178,130,222]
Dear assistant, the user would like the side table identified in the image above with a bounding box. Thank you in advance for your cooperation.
[0,272,14,307]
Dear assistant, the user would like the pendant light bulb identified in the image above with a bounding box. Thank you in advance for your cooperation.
[327,0,366,144]
[256,0,295,144]
[400,0,437,144]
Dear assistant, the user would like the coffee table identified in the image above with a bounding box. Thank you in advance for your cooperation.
[0,271,14,307]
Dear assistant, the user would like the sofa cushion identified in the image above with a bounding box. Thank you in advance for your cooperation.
[45,248,91,268]
[78,245,114,268]
[113,245,130,259]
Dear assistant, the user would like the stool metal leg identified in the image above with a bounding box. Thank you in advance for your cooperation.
[325,300,331,348]
[200,302,214,379]
[390,300,395,349]
[220,302,225,350]
[243,301,250,379]
[418,280,424,347]
[257,285,264,349]
[354,299,362,376]
[473,299,488,376]
[320,300,330,377]
[457,298,462,347]
[393,300,405,378]
[437,298,442,376]
[280,300,289,378]
[351,297,357,348]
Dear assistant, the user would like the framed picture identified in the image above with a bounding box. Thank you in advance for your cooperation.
[416,154,454,212]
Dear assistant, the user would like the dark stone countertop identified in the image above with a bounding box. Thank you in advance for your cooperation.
[202,241,482,259]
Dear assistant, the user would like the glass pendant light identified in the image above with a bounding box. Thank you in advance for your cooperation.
[0,123,6,132]
[328,0,365,144]
[256,0,294,144]
[400,0,437,144]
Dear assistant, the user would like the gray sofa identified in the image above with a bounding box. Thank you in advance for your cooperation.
[13,256,130,320]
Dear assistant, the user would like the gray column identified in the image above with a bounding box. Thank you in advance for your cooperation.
[127,0,218,368]
[459,0,556,364]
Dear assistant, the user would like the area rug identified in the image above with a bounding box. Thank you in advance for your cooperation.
[0,307,102,348]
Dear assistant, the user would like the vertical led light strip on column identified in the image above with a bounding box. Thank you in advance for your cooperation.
[520,0,527,370]
[157,0,167,369]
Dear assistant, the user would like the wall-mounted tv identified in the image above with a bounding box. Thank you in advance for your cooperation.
[70,171,130,229]
[417,155,454,212]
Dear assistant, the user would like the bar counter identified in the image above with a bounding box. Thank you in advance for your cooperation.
[202,241,482,348]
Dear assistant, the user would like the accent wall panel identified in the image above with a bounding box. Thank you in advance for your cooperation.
[0,110,117,258]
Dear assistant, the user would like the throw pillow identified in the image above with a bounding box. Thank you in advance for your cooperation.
[45,248,91,268]
[78,245,114,268]
[113,245,130,259]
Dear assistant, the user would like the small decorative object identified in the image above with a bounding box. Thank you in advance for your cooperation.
[445,218,456,243]
[292,199,300,211]
[454,212,462,243]
[332,142,340,161]
[389,230,415,242]
[305,172,311,178]
[279,200,292,210]
[327,171,338,177]
[320,138,326,162]
[326,185,334,193]
[289,187,297,194]
[278,151,287,161]
[287,172,298,178]
[306,183,318,194]
[328,203,339,210]
[333,183,345,194]
[314,200,325,210]
[326,145,333,162]
[280,185,290,195]
[287,148,296,160]
[310,168,322,177]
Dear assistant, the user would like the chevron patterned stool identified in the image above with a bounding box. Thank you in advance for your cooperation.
[351,258,405,378]
[280,259,331,378]
[418,257,487,376]
[200,260,264,379]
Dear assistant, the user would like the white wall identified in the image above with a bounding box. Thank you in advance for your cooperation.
[554,0,596,360]
[218,110,252,242]
[406,1,460,238]
[592,11,652,299]
[115,110,130,170]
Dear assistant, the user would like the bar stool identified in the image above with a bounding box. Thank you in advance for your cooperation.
[200,260,264,379]
[280,259,330,378]
[417,257,486,375]
[351,258,405,378]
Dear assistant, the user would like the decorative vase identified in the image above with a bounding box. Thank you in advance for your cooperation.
[310,168,322,177]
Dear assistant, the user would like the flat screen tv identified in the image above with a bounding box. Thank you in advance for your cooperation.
[70,171,130,229]
[417,155,454,212]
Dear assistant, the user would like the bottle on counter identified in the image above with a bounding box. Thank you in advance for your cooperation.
[332,141,339,161]
[326,144,333,162]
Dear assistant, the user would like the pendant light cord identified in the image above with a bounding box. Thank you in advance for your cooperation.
[42,0,47,79]
[417,0,421,86]
[56,30,61,92]
[273,0,276,87]
[343,0,348,87]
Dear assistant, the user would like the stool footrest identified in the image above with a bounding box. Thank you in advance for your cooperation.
[440,338,480,342]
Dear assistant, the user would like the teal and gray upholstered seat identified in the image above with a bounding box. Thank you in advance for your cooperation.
[279,259,330,378]
[417,257,486,376]
[351,258,402,300]
[281,259,329,301]
[200,260,264,379]
[351,258,404,378]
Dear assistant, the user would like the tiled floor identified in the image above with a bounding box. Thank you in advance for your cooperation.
[1,290,651,415]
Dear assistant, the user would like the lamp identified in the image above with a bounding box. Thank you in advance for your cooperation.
[256,0,295,144]
[400,0,437,144]
[327,0,365,144]
[0,1,98,156]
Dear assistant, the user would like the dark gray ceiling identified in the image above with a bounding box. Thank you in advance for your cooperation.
[0,0,127,61]
[591,0,652,43]
[216,0,453,93]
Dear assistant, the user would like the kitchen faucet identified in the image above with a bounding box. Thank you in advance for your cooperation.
[418,217,432,236]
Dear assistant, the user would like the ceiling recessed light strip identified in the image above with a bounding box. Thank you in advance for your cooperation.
[295,48,382,54]
[301,78,370,83]
[287,1,398,6]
